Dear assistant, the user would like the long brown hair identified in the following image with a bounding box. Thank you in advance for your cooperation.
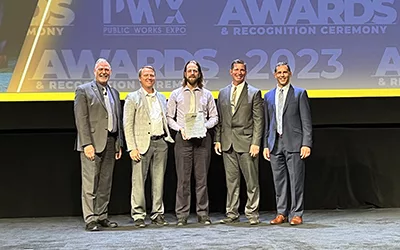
[182,60,204,88]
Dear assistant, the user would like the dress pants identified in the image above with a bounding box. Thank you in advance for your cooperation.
[131,138,168,221]
[81,135,116,223]
[270,135,305,218]
[222,147,260,220]
[174,132,211,219]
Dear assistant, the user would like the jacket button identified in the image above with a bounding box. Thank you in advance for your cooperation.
[148,132,150,134]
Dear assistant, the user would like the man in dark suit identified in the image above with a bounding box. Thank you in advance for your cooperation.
[215,59,264,225]
[74,58,123,231]
[263,62,312,226]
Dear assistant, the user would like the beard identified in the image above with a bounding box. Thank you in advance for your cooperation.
[185,75,200,86]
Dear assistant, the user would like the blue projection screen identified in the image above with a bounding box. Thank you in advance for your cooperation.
[0,0,400,101]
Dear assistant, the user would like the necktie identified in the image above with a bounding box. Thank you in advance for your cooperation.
[277,88,284,135]
[231,86,237,113]
[103,87,114,132]
[189,90,196,113]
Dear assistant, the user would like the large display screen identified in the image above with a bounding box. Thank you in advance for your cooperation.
[0,0,399,101]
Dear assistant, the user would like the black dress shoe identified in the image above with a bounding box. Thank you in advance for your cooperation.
[85,221,100,231]
[97,219,118,228]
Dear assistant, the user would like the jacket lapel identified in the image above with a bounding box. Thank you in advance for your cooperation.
[109,87,119,117]
[156,92,167,126]
[156,92,174,142]
[233,82,247,115]
[139,89,151,119]
[271,88,276,114]
[283,85,294,114]
[225,85,233,117]
[91,81,106,110]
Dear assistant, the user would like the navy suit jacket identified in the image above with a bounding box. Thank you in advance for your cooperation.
[263,85,312,153]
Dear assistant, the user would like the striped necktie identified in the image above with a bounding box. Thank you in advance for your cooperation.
[231,86,237,113]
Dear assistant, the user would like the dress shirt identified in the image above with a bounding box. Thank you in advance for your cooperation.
[275,83,290,133]
[141,88,164,136]
[167,85,218,132]
[96,82,117,133]
[230,81,245,107]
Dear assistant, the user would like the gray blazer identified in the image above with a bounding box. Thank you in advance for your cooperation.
[263,85,312,152]
[215,82,264,153]
[123,89,174,154]
[74,81,123,153]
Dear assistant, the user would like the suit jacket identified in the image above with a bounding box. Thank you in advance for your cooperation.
[74,81,123,153]
[215,82,264,153]
[263,85,312,153]
[123,89,174,154]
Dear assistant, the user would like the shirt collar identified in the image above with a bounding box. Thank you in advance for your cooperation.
[183,85,201,92]
[140,87,157,97]
[96,81,108,91]
[277,83,291,92]
[231,81,245,88]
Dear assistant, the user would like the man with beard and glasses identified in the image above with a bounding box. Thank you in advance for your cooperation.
[166,60,218,226]
[263,62,312,226]
[214,59,264,225]
[74,58,123,231]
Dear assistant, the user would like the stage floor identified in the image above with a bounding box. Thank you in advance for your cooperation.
[1,208,400,249]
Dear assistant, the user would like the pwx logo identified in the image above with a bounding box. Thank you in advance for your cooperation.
[103,0,186,36]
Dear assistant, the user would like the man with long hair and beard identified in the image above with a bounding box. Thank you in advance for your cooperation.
[167,60,218,226]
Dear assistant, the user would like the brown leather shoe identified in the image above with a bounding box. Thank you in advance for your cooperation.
[270,214,288,225]
[290,216,303,225]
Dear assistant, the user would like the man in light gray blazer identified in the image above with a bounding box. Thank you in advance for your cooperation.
[74,58,123,231]
[123,66,174,228]
[263,62,312,226]
[215,59,264,225]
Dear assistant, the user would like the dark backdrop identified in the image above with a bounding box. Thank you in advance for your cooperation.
[1,97,399,218]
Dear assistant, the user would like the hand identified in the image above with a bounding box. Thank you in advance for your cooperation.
[263,148,270,161]
[115,148,122,160]
[84,145,95,161]
[129,149,141,162]
[214,142,222,155]
[249,144,260,157]
[180,128,189,140]
[300,146,311,159]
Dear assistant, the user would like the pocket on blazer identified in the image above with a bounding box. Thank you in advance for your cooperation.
[243,129,252,135]
[292,127,302,134]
